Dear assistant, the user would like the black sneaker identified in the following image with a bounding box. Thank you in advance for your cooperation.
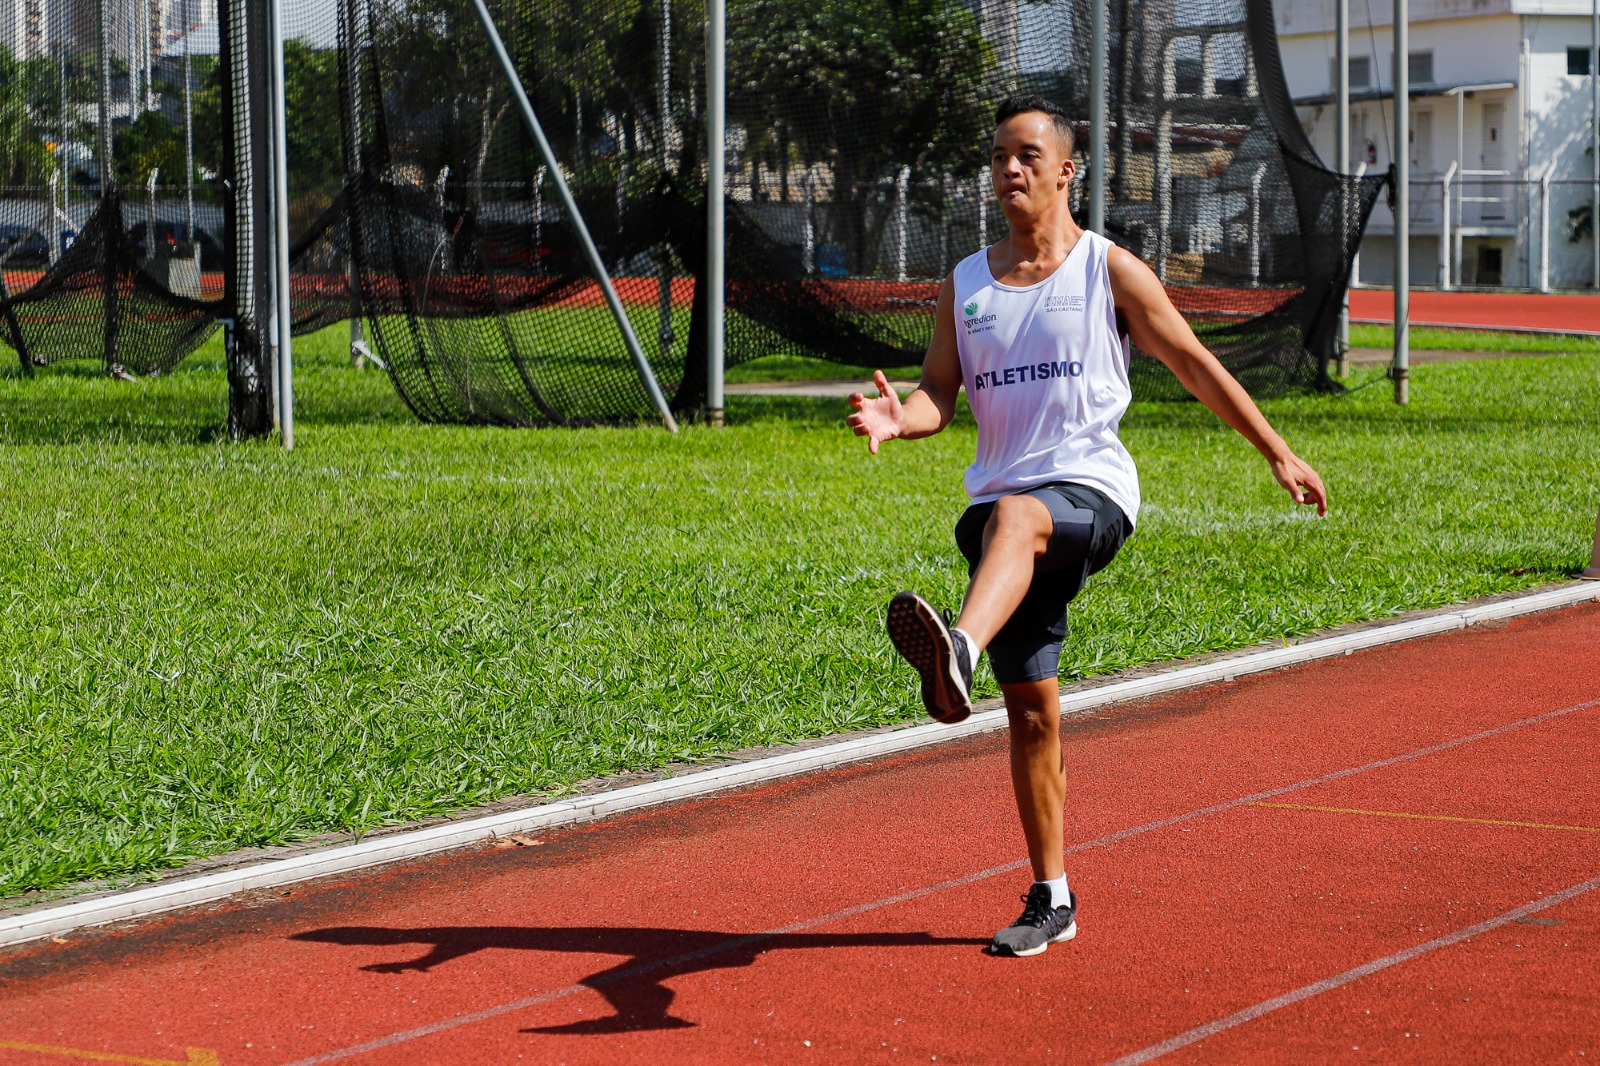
[885,591,974,723]
[990,884,1077,957]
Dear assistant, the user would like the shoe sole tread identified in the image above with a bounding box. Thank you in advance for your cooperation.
[886,592,971,724]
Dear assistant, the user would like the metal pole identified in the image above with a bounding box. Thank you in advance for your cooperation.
[1249,164,1264,284]
[97,0,120,375]
[977,171,987,248]
[1439,161,1454,289]
[1540,164,1551,292]
[1393,0,1409,405]
[344,0,366,367]
[1455,89,1464,285]
[269,0,294,447]
[803,168,815,273]
[896,166,910,282]
[468,0,678,431]
[1336,0,1350,375]
[1353,160,1367,286]
[655,0,675,359]
[184,0,195,245]
[1089,0,1107,233]
[705,0,726,427]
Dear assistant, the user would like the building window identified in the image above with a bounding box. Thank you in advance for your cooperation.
[1331,56,1374,91]
[1409,51,1434,85]
[1570,47,1592,76]
[1350,55,1371,90]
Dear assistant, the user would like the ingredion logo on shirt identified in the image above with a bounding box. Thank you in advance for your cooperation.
[962,298,999,335]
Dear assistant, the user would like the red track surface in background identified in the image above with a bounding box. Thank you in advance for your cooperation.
[1,603,1597,1065]
[1348,288,1600,334]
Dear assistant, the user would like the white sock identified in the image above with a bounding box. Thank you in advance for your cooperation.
[1037,875,1071,910]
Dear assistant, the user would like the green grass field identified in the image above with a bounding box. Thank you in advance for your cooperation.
[1,332,1596,900]
[1347,324,1600,354]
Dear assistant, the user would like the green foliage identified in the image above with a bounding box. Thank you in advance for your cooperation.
[0,45,53,191]
[283,41,345,189]
[727,0,994,179]
[1347,324,1600,354]
[114,111,185,189]
[0,342,1595,897]
[1568,201,1592,244]
[367,0,693,192]
[726,0,995,271]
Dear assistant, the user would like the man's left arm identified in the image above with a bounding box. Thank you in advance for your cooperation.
[1108,246,1328,515]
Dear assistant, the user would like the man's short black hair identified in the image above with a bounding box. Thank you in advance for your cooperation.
[994,95,1075,155]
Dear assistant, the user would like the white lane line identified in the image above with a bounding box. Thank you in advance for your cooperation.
[4,582,1594,951]
[276,694,1600,1065]
[1104,872,1600,1066]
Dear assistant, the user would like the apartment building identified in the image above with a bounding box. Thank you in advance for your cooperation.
[1277,0,1600,288]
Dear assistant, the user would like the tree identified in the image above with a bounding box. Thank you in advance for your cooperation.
[726,0,997,271]
[0,45,54,193]
[283,41,345,190]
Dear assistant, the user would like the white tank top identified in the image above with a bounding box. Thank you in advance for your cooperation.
[951,229,1140,525]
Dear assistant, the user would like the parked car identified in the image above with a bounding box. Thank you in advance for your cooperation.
[0,223,79,267]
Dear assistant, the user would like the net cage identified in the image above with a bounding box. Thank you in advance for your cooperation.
[0,0,1386,426]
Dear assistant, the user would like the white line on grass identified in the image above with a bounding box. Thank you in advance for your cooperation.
[1103,872,1600,1066]
[278,690,1600,1064]
[1,582,1596,950]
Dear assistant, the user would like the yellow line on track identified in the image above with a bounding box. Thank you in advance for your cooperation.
[1248,801,1600,834]
[0,1041,219,1066]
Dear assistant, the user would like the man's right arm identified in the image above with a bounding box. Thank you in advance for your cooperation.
[847,275,962,453]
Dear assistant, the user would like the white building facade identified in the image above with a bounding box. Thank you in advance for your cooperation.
[1277,0,1600,289]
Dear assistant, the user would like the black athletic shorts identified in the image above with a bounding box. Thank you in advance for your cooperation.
[953,482,1132,685]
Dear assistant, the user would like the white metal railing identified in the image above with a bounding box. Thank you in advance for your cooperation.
[1360,176,1600,290]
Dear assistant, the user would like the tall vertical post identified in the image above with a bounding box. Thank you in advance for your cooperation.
[705,0,726,427]
[344,0,367,367]
[1089,0,1107,234]
[977,171,988,248]
[269,0,294,448]
[895,166,910,282]
[803,168,816,272]
[184,0,196,247]
[97,0,120,375]
[656,0,675,359]
[1439,162,1454,288]
[1336,0,1351,377]
[1392,0,1409,405]
[221,0,276,438]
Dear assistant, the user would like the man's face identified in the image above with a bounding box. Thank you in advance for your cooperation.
[990,112,1074,220]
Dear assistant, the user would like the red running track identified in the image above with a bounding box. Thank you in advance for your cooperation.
[1,603,1598,1065]
[1348,288,1600,334]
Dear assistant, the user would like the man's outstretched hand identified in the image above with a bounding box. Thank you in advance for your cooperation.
[1270,451,1329,516]
[846,370,905,455]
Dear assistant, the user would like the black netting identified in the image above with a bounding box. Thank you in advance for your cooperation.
[0,0,349,429]
[0,0,226,377]
[337,0,1387,424]
[2,0,1387,424]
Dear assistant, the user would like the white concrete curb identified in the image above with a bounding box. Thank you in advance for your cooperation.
[4,582,1596,950]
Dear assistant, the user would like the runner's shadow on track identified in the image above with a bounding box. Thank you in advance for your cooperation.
[292,924,988,1034]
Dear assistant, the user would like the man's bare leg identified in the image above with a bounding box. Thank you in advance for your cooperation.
[1001,677,1065,880]
[953,493,1053,647]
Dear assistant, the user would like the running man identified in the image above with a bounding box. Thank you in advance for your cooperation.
[847,95,1328,958]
